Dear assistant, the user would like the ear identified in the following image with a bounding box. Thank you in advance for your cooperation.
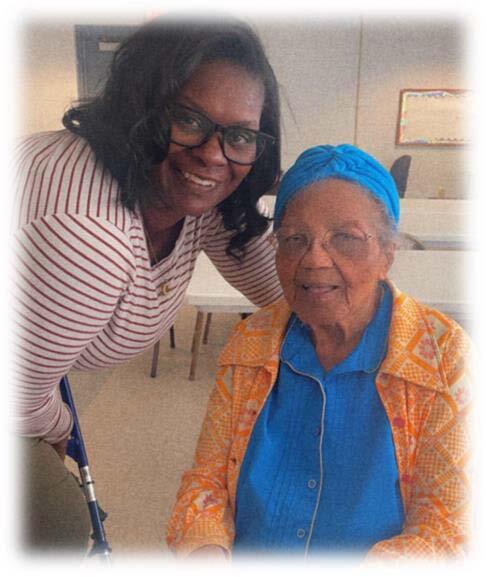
[378,242,395,280]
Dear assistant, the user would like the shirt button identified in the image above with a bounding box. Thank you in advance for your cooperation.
[296,528,306,539]
[313,426,321,437]
[307,479,317,489]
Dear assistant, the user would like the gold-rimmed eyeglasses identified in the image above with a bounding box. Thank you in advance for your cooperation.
[273,228,375,262]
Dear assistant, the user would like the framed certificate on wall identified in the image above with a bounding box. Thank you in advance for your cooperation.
[396,89,470,146]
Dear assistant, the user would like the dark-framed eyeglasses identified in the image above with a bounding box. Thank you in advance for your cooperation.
[273,228,375,262]
[165,103,275,166]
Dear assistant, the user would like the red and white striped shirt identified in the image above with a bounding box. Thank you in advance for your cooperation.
[12,130,282,443]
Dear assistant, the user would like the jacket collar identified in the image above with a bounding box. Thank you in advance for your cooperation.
[218,281,448,393]
[379,281,448,392]
[218,297,291,376]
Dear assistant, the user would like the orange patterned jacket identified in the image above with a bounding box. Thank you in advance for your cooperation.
[166,282,472,559]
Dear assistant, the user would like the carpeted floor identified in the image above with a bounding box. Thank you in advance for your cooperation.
[67,305,240,555]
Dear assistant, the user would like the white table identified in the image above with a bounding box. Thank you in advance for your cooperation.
[399,199,474,250]
[181,250,473,379]
[262,195,474,250]
[182,254,257,379]
[400,198,472,214]
[184,254,257,314]
[389,250,472,321]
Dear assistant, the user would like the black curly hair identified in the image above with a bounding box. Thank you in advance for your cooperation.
[62,16,281,259]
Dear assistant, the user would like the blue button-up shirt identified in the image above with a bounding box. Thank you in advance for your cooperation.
[233,284,404,557]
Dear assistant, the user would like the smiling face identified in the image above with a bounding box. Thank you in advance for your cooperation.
[153,59,265,220]
[275,179,394,336]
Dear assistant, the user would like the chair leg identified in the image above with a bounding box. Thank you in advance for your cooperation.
[189,311,205,381]
[150,340,160,378]
[191,315,205,354]
[202,313,212,344]
[169,325,176,349]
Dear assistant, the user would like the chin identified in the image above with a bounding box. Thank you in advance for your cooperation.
[181,198,219,217]
[294,303,347,328]
[180,183,234,214]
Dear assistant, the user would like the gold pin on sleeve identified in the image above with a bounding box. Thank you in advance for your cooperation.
[159,282,171,295]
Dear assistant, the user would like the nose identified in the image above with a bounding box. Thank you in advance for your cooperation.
[299,238,335,268]
[191,132,227,166]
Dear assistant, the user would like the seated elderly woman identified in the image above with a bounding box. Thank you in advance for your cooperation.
[166,145,471,560]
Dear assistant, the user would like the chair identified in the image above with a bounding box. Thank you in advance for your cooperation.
[390,155,412,198]
[395,232,425,250]
[60,376,111,560]
[151,316,211,380]
[150,326,175,378]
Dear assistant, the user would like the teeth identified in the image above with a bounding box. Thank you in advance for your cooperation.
[183,172,216,188]
[303,284,336,293]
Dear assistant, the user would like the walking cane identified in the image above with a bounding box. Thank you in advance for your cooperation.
[60,376,112,561]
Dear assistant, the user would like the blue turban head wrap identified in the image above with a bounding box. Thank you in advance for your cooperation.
[273,144,400,229]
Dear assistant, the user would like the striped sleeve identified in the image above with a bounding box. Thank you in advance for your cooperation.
[201,213,282,308]
[12,214,136,443]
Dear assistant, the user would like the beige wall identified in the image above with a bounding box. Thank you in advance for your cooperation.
[253,17,468,198]
[18,16,469,198]
[253,18,362,166]
[19,22,78,135]
[357,19,468,199]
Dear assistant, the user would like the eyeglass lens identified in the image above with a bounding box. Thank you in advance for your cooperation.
[167,105,269,165]
[276,230,372,261]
